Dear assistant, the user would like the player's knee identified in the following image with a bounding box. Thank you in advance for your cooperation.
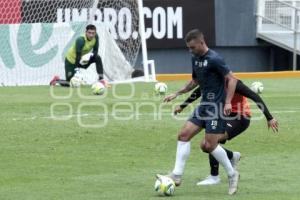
[178,129,192,142]
[200,141,209,153]
[201,142,214,153]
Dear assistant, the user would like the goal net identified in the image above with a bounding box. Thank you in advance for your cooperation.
[0,0,155,86]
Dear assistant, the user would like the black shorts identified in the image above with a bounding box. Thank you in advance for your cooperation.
[225,114,250,140]
[188,105,226,134]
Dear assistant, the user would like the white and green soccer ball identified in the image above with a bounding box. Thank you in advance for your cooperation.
[154,82,168,95]
[91,81,105,95]
[250,81,264,94]
[154,176,175,196]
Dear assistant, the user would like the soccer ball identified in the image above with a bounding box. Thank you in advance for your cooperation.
[154,82,168,95]
[250,81,264,94]
[154,176,175,196]
[91,81,105,95]
[70,76,83,88]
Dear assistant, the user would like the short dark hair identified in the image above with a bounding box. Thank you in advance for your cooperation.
[185,29,204,43]
[86,24,96,31]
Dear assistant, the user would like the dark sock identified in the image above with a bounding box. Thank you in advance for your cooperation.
[209,154,219,176]
[224,148,233,160]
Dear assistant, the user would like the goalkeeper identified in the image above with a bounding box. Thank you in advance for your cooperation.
[50,24,105,87]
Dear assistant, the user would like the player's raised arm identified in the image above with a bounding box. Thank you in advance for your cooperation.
[235,80,278,132]
[163,79,198,102]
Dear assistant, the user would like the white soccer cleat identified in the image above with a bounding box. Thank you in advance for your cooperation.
[196,175,221,186]
[156,173,182,186]
[230,152,241,170]
[228,170,240,195]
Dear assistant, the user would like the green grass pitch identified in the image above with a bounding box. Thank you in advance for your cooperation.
[0,78,300,200]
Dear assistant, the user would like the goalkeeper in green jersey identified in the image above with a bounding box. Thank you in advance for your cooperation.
[50,24,106,87]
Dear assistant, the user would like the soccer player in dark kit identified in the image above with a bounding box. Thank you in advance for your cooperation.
[157,29,241,195]
[173,80,278,186]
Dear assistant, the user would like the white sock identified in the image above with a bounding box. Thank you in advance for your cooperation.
[211,145,235,177]
[172,141,191,175]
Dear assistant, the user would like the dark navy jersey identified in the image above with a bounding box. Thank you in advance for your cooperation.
[192,49,230,104]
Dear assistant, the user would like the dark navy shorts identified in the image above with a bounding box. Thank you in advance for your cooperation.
[188,105,226,134]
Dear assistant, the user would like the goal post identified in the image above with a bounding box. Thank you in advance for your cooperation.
[138,0,152,82]
[0,0,156,86]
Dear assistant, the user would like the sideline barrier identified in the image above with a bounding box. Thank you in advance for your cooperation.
[156,71,300,81]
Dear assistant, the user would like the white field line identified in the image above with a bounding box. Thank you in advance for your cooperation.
[272,110,297,113]
[261,94,300,98]
[9,110,298,121]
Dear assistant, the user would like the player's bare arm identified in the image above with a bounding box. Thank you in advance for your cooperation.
[163,79,198,102]
[224,72,237,115]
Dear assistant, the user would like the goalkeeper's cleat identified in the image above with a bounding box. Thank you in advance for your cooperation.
[230,152,241,170]
[50,75,60,86]
[99,79,111,88]
[228,170,239,195]
[196,175,221,186]
[156,173,182,186]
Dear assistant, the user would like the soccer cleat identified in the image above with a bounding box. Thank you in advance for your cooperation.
[196,175,221,186]
[156,173,182,186]
[50,75,60,86]
[228,170,239,195]
[230,152,241,170]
